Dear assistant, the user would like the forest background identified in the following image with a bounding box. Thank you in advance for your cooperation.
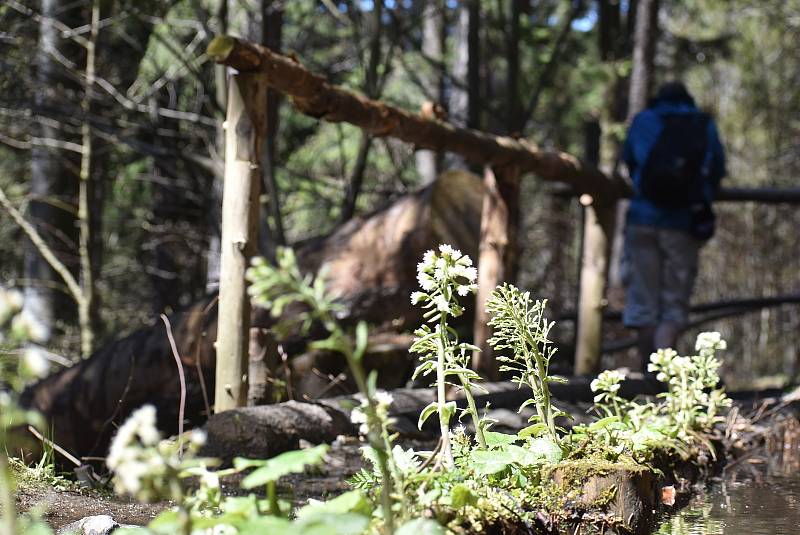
[0,0,797,388]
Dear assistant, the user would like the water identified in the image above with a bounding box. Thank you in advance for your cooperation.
[655,474,800,535]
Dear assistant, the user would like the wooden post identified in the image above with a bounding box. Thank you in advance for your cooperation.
[574,120,615,375]
[214,71,268,412]
[472,165,521,380]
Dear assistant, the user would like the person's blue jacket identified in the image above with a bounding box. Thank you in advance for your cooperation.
[623,99,726,231]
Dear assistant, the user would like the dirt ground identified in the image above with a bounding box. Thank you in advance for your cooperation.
[13,436,398,530]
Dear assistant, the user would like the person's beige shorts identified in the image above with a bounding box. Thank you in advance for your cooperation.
[621,224,700,327]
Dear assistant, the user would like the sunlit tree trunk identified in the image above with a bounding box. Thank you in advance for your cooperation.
[415,0,444,185]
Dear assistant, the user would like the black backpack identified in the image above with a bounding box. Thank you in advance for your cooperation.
[639,112,710,208]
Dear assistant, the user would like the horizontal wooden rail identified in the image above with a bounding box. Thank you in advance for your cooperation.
[548,183,800,204]
[207,35,629,204]
[559,293,800,323]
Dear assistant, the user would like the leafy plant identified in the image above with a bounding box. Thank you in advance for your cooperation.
[409,245,486,466]
[485,285,566,445]
[648,332,732,441]
[0,287,53,535]
[246,247,401,529]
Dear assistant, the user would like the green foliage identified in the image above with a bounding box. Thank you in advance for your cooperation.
[485,284,566,445]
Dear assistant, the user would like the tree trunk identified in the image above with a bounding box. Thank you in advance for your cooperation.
[472,165,521,380]
[340,0,383,222]
[414,0,444,185]
[574,119,615,375]
[25,0,83,342]
[214,72,269,412]
[76,0,100,358]
[207,0,229,293]
[506,0,521,134]
[448,0,481,169]
[627,0,661,119]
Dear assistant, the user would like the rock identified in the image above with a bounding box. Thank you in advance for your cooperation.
[56,515,118,535]
[200,400,355,464]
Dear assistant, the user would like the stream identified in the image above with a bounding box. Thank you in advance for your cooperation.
[656,473,800,534]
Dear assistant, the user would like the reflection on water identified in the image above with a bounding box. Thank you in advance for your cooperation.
[656,475,800,535]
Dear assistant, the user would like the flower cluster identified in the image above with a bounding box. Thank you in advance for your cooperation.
[410,244,477,319]
[590,369,625,401]
[106,405,206,502]
[647,332,731,437]
[350,390,394,436]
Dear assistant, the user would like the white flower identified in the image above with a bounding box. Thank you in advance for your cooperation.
[417,272,435,291]
[21,346,49,378]
[456,284,476,297]
[410,291,426,305]
[189,429,207,446]
[422,249,436,267]
[374,390,394,408]
[695,332,726,353]
[456,255,473,267]
[12,310,49,343]
[433,295,451,313]
[450,264,475,282]
[438,244,456,257]
[350,407,367,425]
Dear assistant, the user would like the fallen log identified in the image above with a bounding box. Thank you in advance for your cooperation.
[21,171,485,461]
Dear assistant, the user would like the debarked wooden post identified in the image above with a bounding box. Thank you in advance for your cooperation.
[214,71,268,412]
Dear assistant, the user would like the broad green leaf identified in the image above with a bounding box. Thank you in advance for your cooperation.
[396,518,446,535]
[471,450,513,475]
[242,444,329,488]
[506,444,545,466]
[237,516,293,535]
[528,437,563,464]
[589,416,621,431]
[297,490,372,519]
[484,431,519,448]
[418,401,438,429]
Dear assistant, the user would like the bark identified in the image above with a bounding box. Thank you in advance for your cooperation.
[260,0,286,254]
[505,0,522,134]
[574,119,614,375]
[340,0,384,223]
[25,0,83,341]
[206,36,629,202]
[471,165,521,380]
[215,72,269,412]
[414,0,444,185]
[448,0,481,168]
[627,0,661,121]
[207,0,229,293]
[76,0,99,358]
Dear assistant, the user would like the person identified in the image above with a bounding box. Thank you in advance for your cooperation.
[621,81,726,371]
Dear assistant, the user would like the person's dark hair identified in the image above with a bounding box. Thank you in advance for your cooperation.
[650,81,696,107]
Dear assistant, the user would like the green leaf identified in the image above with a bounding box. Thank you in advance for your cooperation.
[440,401,457,423]
[296,490,372,519]
[296,513,370,535]
[396,519,446,535]
[237,516,294,535]
[353,322,369,361]
[528,437,563,464]
[418,401,438,429]
[518,423,548,438]
[484,431,519,448]
[241,445,329,488]
[471,450,513,475]
[450,483,479,509]
[589,416,621,431]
